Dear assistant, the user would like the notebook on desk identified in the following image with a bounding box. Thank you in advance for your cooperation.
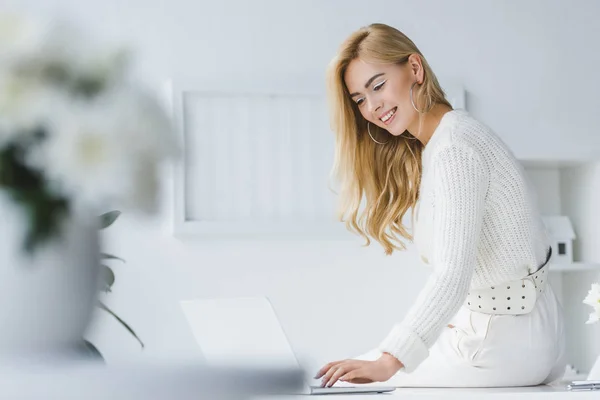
[180,296,396,395]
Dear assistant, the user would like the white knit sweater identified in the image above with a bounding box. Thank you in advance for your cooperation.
[378,109,550,373]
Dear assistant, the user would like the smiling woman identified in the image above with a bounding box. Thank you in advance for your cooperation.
[326,23,453,255]
[318,23,566,389]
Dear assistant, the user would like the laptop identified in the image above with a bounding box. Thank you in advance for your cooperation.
[180,296,396,395]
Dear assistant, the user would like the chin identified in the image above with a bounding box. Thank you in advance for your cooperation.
[381,118,407,137]
[387,124,408,137]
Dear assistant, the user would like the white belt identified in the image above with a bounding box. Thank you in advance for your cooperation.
[464,247,552,315]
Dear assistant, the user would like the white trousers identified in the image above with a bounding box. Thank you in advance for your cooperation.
[354,284,566,387]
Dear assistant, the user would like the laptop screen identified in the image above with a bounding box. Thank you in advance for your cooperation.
[180,296,302,370]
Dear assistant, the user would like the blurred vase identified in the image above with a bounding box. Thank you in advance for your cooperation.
[0,192,100,361]
[589,354,600,380]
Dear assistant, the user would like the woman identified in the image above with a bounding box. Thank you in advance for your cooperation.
[315,23,565,388]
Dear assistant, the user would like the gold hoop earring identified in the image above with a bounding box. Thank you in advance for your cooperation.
[367,122,389,145]
[402,132,418,141]
[409,81,424,113]
[410,81,433,114]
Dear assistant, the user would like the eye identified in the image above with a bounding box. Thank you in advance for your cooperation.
[355,97,365,106]
[373,80,387,91]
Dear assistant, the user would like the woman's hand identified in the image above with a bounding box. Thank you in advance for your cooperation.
[314,353,404,387]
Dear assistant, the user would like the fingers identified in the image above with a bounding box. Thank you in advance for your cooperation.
[320,361,362,387]
[319,363,343,387]
[314,360,345,379]
[325,364,351,388]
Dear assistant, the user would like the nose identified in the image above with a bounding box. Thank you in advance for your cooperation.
[368,99,382,115]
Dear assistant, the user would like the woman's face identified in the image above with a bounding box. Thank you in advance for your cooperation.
[344,56,422,137]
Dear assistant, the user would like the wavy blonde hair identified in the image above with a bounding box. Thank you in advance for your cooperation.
[326,23,452,255]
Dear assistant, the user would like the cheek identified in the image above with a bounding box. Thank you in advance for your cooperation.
[392,84,416,118]
[391,81,410,105]
[355,107,372,124]
[359,108,371,122]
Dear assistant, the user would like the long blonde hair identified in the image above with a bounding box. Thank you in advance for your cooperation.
[326,23,451,255]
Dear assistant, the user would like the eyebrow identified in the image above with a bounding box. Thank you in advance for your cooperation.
[349,73,386,97]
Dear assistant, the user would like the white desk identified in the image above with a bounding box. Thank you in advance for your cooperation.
[255,378,597,399]
[257,387,597,400]
[0,360,595,399]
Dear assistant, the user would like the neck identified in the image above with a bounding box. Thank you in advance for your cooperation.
[406,103,453,147]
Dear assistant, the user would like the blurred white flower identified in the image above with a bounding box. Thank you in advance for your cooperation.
[0,12,49,63]
[25,86,178,213]
[583,283,600,324]
[0,14,131,143]
[1,12,178,222]
[0,13,83,74]
[0,13,129,97]
[0,73,61,142]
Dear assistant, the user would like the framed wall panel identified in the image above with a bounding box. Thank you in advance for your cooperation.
[170,80,348,239]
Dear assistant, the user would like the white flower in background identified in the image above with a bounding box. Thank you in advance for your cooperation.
[1,12,178,222]
[0,12,49,63]
[0,12,129,97]
[0,73,61,143]
[583,282,600,324]
[0,13,83,76]
[0,13,131,148]
[25,86,178,214]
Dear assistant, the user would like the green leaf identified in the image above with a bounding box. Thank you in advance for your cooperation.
[81,340,104,362]
[99,211,121,229]
[97,301,144,349]
[101,253,125,263]
[0,141,70,255]
[100,265,115,291]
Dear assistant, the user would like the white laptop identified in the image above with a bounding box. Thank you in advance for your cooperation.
[180,296,396,395]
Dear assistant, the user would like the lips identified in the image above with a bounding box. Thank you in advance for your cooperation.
[379,107,397,125]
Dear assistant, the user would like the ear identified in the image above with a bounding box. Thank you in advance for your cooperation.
[407,54,424,84]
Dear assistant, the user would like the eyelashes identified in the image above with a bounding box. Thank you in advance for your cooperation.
[373,80,386,91]
[355,80,387,106]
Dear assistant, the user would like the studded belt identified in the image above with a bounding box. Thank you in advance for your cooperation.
[464,247,552,315]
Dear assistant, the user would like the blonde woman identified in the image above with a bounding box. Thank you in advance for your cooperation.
[315,23,565,388]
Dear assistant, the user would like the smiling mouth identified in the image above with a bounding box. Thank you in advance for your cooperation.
[379,107,397,124]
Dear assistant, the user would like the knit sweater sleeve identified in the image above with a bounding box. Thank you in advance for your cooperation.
[378,143,490,373]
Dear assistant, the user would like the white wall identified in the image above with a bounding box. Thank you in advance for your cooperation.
[561,164,600,372]
[5,0,600,373]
